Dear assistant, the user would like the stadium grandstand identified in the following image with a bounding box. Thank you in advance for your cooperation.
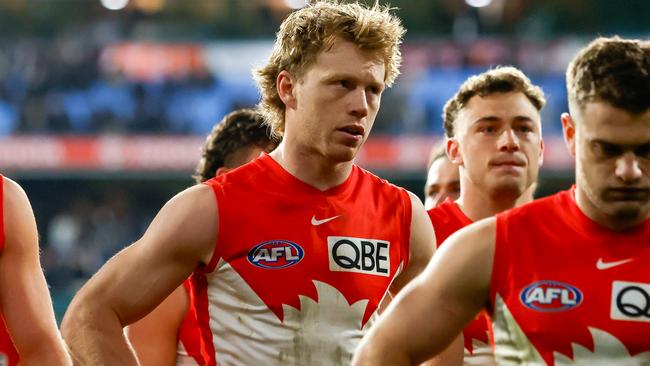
[0,0,648,322]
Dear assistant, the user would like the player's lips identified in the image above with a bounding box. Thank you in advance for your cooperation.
[605,187,650,201]
[336,124,365,140]
[489,157,526,168]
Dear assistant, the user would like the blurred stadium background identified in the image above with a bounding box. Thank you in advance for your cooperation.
[0,0,648,321]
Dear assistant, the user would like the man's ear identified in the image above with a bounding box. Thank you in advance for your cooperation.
[561,113,577,157]
[277,70,297,110]
[447,138,463,166]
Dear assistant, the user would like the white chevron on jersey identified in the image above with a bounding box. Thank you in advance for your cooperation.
[204,258,378,366]
[493,294,650,366]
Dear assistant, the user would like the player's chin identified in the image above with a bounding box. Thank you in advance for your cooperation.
[327,145,359,163]
[607,201,650,222]
[490,177,527,195]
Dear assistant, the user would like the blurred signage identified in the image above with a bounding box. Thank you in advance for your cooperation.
[0,136,574,172]
[102,43,208,82]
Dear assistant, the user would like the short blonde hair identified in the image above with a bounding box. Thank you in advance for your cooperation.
[443,66,546,138]
[254,0,405,138]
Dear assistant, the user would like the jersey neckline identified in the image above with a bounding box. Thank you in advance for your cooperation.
[257,153,358,197]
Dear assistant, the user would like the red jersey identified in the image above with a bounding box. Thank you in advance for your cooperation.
[490,188,650,365]
[0,175,20,366]
[193,154,412,366]
[428,198,495,365]
[176,280,204,365]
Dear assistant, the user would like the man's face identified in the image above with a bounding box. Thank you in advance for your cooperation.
[450,92,543,198]
[284,39,386,163]
[424,157,460,209]
[564,102,650,228]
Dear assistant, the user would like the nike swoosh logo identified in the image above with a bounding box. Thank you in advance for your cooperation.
[596,258,634,270]
[311,215,341,226]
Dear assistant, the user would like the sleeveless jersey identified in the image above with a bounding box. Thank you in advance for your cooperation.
[428,198,495,365]
[193,154,412,366]
[0,175,20,366]
[175,280,204,365]
[490,188,650,365]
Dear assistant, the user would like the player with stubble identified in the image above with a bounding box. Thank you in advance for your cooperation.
[354,36,650,366]
[427,66,545,365]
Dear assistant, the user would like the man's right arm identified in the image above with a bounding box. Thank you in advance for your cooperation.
[61,184,218,365]
[352,218,497,366]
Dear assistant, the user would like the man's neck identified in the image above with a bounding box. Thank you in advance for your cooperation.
[456,178,534,222]
[269,142,353,191]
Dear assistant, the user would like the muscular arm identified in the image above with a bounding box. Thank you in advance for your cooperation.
[61,184,218,365]
[387,192,435,295]
[0,178,71,365]
[126,285,188,366]
[353,218,496,366]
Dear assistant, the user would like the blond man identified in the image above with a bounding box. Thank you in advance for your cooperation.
[354,37,650,366]
[62,2,439,365]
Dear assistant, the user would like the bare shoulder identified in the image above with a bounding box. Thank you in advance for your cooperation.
[405,191,430,222]
[431,217,496,295]
[406,190,424,207]
[451,216,495,244]
[142,183,219,265]
[165,183,218,219]
[2,176,31,212]
[439,216,496,258]
[406,190,434,239]
[2,176,37,252]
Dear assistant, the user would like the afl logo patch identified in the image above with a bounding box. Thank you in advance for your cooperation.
[520,280,583,312]
[247,240,304,269]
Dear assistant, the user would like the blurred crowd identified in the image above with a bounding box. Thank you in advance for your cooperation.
[0,38,258,136]
[0,35,583,137]
[20,179,186,320]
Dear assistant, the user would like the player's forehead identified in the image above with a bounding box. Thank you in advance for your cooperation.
[457,92,540,127]
[308,40,386,84]
[578,101,650,145]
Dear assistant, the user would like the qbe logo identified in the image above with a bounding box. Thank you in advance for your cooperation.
[611,281,650,323]
[520,280,583,312]
[327,236,390,277]
[247,240,304,269]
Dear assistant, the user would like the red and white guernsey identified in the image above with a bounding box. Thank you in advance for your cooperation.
[175,280,204,365]
[490,188,650,365]
[0,175,20,366]
[428,198,494,365]
[193,154,412,366]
